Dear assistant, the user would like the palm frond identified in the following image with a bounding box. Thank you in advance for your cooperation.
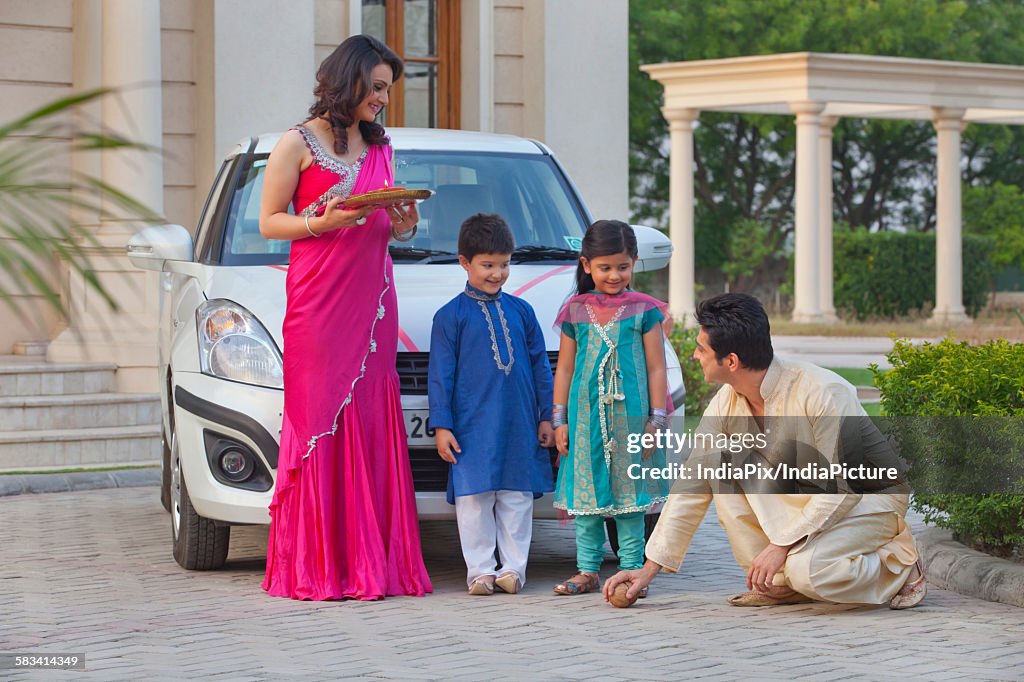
[0,88,161,323]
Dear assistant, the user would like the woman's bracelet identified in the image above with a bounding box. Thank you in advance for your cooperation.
[391,223,418,242]
[305,214,321,238]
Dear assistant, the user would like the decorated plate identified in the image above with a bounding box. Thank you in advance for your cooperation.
[343,187,434,208]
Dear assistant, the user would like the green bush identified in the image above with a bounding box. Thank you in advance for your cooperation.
[834,231,994,319]
[668,326,718,417]
[873,338,1024,555]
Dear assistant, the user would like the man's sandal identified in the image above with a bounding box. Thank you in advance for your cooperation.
[727,590,813,607]
[553,572,600,595]
[889,559,926,610]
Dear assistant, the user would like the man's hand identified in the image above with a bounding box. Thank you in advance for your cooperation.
[435,428,461,464]
[746,543,791,592]
[555,424,569,455]
[602,561,660,602]
[538,420,555,448]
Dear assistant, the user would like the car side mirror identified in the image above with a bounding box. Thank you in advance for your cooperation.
[126,224,194,271]
[631,224,673,272]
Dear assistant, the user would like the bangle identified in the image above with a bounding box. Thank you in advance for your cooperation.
[305,214,321,238]
[391,223,417,242]
[647,415,668,430]
[551,417,567,429]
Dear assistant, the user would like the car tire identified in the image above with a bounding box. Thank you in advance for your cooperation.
[605,512,660,558]
[170,431,229,570]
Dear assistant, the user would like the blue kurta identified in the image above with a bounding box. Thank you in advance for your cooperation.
[428,285,555,504]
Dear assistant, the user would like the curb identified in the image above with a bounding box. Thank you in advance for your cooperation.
[918,526,1024,608]
[0,467,160,497]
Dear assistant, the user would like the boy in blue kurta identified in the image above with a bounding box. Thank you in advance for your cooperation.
[428,213,555,596]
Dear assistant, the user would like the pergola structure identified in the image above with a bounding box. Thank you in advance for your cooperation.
[642,52,1024,324]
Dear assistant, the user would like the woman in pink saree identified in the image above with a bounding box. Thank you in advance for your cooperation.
[258,35,432,600]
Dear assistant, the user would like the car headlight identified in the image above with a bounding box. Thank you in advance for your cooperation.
[197,299,284,389]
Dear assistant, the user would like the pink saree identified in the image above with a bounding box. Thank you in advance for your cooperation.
[262,132,432,600]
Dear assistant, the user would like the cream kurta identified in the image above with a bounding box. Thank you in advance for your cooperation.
[645,358,918,604]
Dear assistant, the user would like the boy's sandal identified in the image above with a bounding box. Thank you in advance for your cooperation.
[468,577,495,596]
[553,572,600,595]
[889,559,927,610]
[495,573,521,594]
[727,590,813,607]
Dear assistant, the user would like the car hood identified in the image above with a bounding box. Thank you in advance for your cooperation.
[203,262,578,353]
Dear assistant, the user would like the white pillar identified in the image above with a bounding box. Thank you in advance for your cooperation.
[664,108,699,325]
[930,108,970,325]
[100,0,164,222]
[48,0,164,392]
[790,101,825,324]
[819,116,838,323]
[478,0,494,133]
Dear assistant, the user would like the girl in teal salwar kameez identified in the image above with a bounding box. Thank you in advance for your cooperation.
[551,220,672,596]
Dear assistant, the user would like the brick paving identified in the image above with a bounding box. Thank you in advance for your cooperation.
[1,488,1022,681]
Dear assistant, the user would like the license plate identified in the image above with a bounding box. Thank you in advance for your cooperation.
[404,410,435,446]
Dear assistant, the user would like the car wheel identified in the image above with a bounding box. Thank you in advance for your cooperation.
[170,431,230,570]
[605,513,661,559]
[159,431,171,513]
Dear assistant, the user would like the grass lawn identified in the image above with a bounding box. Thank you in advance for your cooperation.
[826,366,878,387]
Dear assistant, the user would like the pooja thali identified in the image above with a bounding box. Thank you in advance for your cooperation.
[343,187,434,209]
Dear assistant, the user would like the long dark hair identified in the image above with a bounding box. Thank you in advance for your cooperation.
[307,34,404,155]
[574,220,638,294]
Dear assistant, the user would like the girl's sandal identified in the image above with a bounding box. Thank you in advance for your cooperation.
[553,572,600,595]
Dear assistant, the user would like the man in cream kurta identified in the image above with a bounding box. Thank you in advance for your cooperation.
[604,293,925,608]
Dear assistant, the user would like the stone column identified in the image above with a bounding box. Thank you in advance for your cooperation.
[930,107,970,325]
[819,116,838,323]
[664,108,699,325]
[48,0,164,392]
[790,101,825,323]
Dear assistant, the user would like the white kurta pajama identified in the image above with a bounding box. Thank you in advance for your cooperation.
[645,358,918,604]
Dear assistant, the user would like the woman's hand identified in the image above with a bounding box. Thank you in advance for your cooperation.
[388,201,419,237]
[310,196,374,234]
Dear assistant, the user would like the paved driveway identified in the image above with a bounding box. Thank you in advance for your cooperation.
[1,488,1023,681]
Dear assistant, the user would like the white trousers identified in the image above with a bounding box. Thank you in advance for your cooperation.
[455,490,534,586]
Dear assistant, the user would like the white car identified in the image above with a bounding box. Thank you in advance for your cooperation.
[128,128,684,570]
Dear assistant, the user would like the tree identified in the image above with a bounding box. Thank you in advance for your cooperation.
[0,89,159,325]
[630,0,1024,291]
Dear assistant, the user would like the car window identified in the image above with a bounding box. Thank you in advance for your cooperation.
[217,150,588,266]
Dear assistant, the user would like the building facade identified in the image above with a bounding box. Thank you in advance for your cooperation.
[0,0,628,391]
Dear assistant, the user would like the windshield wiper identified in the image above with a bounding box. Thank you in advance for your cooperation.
[389,246,457,263]
[511,245,580,263]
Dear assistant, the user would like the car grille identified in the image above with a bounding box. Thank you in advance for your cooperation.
[396,352,430,395]
[408,447,448,492]
[395,351,560,396]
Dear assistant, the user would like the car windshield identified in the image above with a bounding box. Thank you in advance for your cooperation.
[218,150,588,266]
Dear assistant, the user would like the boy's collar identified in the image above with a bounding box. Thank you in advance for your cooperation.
[464,283,503,301]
